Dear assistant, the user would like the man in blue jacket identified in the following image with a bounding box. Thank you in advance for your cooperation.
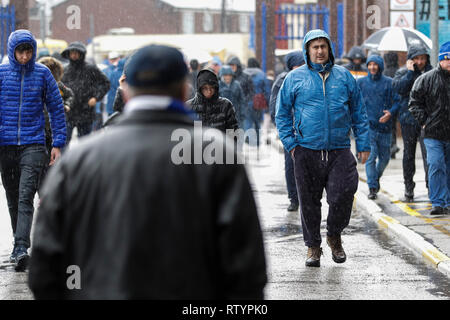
[275,29,370,267]
[357,55,400,200]
[0,30,66,271]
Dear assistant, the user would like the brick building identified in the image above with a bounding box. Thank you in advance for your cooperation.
[50,0,254,43]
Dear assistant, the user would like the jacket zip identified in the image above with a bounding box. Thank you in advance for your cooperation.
[320,72,330,154]
[18,68,25,145]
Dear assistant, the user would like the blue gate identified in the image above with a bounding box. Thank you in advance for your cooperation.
[0,5,15,60]
[274,3,329,51]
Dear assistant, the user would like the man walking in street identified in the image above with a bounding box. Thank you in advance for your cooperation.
[409,41,450,216]
[0,30,67,271]
[227,56,254,130]
[357,55,400,200]
[270,51,305,212]
[28,44,267,299]
[276,29,370,267]
[393,45,432,201]
[61,41,110,145]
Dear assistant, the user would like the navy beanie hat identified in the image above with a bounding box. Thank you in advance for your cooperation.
[284,51,305,70]
[439,41,450,61]
[125,44,188,88]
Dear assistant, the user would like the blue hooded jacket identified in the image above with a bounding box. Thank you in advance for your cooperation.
[275,29,370,153]
[0,30,66,147]
[357,55,400,133]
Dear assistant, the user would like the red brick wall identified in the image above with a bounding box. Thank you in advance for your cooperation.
[51,0,180,43]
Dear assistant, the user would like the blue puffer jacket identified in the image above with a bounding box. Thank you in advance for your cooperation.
[0,30,66,147]
[357,55,400,133]
[275,29,370,153]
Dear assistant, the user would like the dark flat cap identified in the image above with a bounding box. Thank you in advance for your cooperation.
[125,44,188,88]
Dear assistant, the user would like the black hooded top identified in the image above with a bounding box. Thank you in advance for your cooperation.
[343,46,368,72]
[383,52,399,78]
[185,69,238,132]
[226,56,254,106]
[392,45,432,125]
[61,42,110,123]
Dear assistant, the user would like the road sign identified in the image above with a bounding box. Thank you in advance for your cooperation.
[390,0,414,10]
[390,11,414,28]
[416,0,450,47]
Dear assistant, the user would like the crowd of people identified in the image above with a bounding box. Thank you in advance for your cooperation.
[0,27,449,298]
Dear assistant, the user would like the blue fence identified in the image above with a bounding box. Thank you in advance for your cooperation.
[275,3,329,49]
[0,5,15,60]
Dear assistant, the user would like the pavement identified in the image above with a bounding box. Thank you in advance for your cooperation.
[268,131,450,280]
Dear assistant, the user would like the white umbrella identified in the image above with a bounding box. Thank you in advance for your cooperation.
[362,27,432,52]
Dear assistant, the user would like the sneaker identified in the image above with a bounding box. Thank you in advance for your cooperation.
[14,246,29,272]
[404,190,414,201]
[287,202,299,212]
[327,235,346,263]
[9,245,18,263]
[305,247,322,267]
[430,206,445,216]
[368,188,377,200]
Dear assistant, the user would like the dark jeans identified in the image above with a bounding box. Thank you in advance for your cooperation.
[0,144,47,248]
[293,146,358,247]
[284,148,298,204]
[66,120,93,146]
[400,122,428,191]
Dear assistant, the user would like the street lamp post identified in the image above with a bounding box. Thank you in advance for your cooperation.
[430,0,439,66]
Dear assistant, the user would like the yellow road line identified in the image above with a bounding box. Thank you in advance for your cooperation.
[359,177,450,237]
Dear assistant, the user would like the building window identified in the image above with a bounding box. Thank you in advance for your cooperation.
[239,14,249,33]
[183,11,195,34]
[203,12,213,32]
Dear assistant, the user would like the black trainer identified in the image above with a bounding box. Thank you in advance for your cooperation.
[9,245,18,264]
[430,206,445,216]
[287,202,299,212]
[14,246,29,272]
[368,188,377,200]
[404,190,414,201]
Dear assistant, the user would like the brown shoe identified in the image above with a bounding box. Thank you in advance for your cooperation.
[305,247,323,267]
[327,235,346,263]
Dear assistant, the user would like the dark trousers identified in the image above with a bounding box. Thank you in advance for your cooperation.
[0,144,47,248]
[66,120,93,146]
[400,122,428,191]
[293,146,358,247]
[284,148,298,204]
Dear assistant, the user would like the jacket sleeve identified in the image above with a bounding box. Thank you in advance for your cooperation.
[408,73,428,126]
[275,73,297,152]
[113,87,125,113]
[28,160,67,299]
[348,75,370,152]
[92,66,111,101]
[60,83,74,109]
[215,163,267,299]
[44,69,67,148]
[225,100,239,130]
[389,86,401,117]
[393,68,415,96]
[269,76,283,124]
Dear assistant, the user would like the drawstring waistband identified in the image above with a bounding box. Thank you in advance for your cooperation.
[321,150,329,162]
